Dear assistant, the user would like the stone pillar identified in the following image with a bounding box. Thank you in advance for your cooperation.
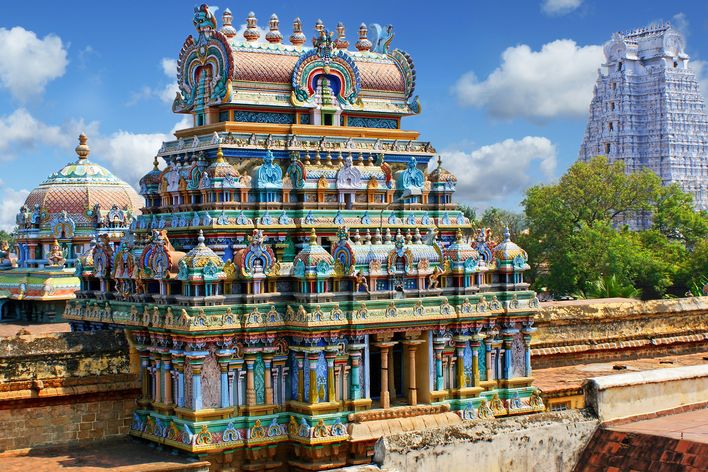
[348,345,363,400]
[402,339,424,406]
[432,338,447,391]
[373,341,397,408]
[325,349,337,403]
[173,356,185,407]
[217,350,233,408]
[454,338,467,388]
[522,324,536,378]
[152,356,162,403]
[263,352,274,405]
[161,353,172,405]
[471,334,482,387]
[245,354,256,406]
[296,352,305,402]
[308,352,320,404]
[272,366,280,405]
[485,338,494,381]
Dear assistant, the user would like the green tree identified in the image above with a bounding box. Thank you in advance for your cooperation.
[522,156,705,299]
[480,208,525,241]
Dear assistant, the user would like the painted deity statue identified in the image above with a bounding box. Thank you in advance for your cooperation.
[47,239,66,267]
[402,156,424,188]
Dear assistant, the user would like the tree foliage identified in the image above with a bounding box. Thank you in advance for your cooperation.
[521,156,708,299]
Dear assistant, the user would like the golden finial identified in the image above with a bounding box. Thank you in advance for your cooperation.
[309,227,317,245]
[75,133,90,160]
[456,228,463,242]
[152,156,159,170]
[216,145,225,162]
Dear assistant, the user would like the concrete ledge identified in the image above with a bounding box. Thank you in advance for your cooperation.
[586,364,708,422]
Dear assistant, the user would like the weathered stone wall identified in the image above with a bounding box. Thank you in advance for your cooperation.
[373,410,599,472]
[0,396,135,452]
[533,297,708,367]
[0,330,139,453]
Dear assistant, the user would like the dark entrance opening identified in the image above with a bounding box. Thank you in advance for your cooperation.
[392,342,404,401]
[369,348,381,399]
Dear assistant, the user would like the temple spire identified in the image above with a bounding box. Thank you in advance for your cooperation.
[266,14,282,44]
[356,23,372,51]
[290,17,306,46]
[244,12,261,42]
[335,22,349,49]
[75,133,90,161]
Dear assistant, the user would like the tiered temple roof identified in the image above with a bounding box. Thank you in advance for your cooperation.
[63,5,542,470]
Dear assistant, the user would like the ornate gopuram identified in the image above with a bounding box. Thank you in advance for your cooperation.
[579,22,708,228]
[0,134,141,322]
[64,5,542,470]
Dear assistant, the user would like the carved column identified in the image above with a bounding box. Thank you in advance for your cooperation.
[484,337,494,382]
[454,338,467,388]
[245,353,256,406]
[172,354,185,407]
[296,352,305,402]
[373,340,397,409]
[325,349,337,403]
[402,338,424,406]
[348,343,364,401]
[217,349,233,408]
[432,337,447,391]
[522,323,536,378]
[308,351,320,404]
[470,334,483,387]
[161,352,172,405]
[263,351,275,405]
[186,352,208,411]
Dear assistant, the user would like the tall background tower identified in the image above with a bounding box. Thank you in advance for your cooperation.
[579,22,708,228]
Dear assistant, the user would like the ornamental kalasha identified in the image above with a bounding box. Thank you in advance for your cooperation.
[64,5,541,470]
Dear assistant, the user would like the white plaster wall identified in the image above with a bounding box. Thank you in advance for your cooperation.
[586,364,708,422]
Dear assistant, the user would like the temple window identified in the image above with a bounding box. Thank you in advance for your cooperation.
[608,122,614,131]
[197,114,205,126]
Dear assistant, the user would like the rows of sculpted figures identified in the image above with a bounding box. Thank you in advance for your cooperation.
[61,3,544,469]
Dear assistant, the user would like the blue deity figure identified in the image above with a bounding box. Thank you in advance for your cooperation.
[256,150,283,187]
[402,156,424,189]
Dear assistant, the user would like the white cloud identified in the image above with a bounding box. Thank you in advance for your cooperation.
[433,137,557,205]
[541,0,582,15]
[91,116,192,188]
[454,40,603,121]
[0,186,30,232]
[128,57,180,106]
[672,12,688,36]
[0,108,76,161]
[0,27,68,101]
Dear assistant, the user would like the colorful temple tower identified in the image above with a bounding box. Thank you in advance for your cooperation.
[64,5,542,470]
[579,22,708,228]
[0,134,141,322]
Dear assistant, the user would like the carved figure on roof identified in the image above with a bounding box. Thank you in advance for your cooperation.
[336,154,362,189]
[369,24,394,54]
[46,239,66,268]
[428,265,445,289]
[402,156,424,189]
[256,150,283,186]
[31,204,42,225]
[353,271,370,294]
[193,4,217,34]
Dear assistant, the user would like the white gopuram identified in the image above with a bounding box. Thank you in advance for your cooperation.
[579,22,708,228]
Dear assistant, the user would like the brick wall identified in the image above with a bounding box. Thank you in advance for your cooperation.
[0,395,135,452]
[0,330,139,453]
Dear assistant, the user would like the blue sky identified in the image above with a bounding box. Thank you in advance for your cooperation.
[1,0,708,230]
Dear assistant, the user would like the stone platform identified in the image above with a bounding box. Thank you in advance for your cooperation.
[0,438,210,472]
